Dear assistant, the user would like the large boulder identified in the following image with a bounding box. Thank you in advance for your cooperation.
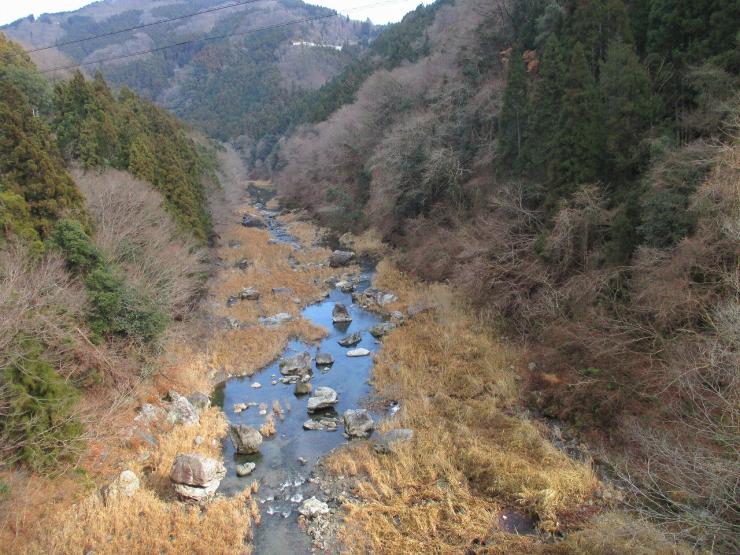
[228,424,263,454]
[369,322,396,338]
[338,332,362,347]
[299,497,330,518]
[167,391,199,426]
[329,250,355,268]
[347,348,370,357]
[241,214,266,228]
[343,409,374,439]
[170,454,226,501]
[373,428,414,454]
[306,387,338,413]
[280,352,312,377]
[332,303,352,323]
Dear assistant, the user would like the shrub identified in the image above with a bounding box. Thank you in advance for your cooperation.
[85,266,167,345]
[638,188,695,248]
[48,218,167,345]
[47,218,101,273]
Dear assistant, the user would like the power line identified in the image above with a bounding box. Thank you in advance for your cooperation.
[39,13,335,74]
[26,0,267,54]
[37,0,400,75]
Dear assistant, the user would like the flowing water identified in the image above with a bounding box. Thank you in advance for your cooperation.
[213,201,383,553]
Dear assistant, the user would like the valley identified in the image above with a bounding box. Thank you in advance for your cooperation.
[1,0,738,554]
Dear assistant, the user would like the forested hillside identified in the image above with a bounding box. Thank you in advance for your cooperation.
[2,0,376,144]
[0,32,212,473]
[272,0,740,551]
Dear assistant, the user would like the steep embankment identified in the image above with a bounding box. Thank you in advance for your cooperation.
[269,0,739,552]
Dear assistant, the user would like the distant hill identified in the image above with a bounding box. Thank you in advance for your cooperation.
[2,0,377,142]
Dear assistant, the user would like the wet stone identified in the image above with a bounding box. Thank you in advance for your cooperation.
[307,387,338,413]
[280,352,312,377]
[332,303,352,323]
[315,353,334,366]
[338,332,362,347]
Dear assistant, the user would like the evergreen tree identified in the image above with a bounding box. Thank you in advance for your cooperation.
[0,82,87,237]
[552,42,604,197]
[2,338,82,470]
[564,0,633,72]
[599,38,655,186]
[646,0,740,70]
[526,34,566,179]
[498,47,531,171]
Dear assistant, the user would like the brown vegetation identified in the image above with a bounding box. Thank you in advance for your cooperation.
[325,261,600,552]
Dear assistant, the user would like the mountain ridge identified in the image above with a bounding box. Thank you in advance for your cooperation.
[2,0,378,143]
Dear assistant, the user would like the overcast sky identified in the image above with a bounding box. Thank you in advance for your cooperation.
[0,1,428,26]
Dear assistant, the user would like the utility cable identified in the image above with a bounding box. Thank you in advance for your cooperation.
[26,0,267,54]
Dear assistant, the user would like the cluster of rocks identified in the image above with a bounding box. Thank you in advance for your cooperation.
[303,416,339,431]
[166,391,208,427]
[233,401,257,413]
[170,453,226,502]
[258,312,293,326]
[352,288,398,310]
[227,287,260,307]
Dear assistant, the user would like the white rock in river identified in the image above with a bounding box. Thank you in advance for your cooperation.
[236,462,256,477]
[299,496,330,518]
[347,348,370,357]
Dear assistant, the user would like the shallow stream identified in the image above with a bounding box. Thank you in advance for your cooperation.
[213,202,383,553]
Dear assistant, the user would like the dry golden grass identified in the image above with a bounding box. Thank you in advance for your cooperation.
[138,408,227,495]
[339,228,389,257]
[36,487,255,555]
[325,261,598,553]
[542,512,693,555]
[214,222,338,322]
[208,319,327,376]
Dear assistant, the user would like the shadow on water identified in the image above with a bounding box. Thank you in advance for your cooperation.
[213,199,383,554]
